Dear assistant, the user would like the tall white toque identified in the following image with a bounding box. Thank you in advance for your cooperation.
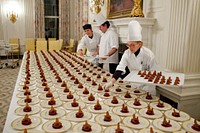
[94,13,107,26]
[127,20,142,42]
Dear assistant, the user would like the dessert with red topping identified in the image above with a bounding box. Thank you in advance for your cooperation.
[88,93,95,101]
[24,95,32,103]
[157,100,164,108]
[146,92,153,100]
[131,114,139,124]
[71,98,79,107]
[172,109,180,117]
[94,100,102,110]
[146,105,154,115]
[192,119,200,131]
[82,121,92,132]
[120,104,129,113]
[104,111,112,122]
[52,118,63,129]
[46,89,53,97]
[97,84,103,91]
[83,88,89,94]
[67,91,74,99]
[61,81,67,87]
[48,97,56,105]
[161,117,172,127]
[103,92,110,97]
[76,107,84,118]
[133,98,141,106]
[44,85,50,91]
[49,106,57,115]
[111,96,118,104]
[21,114,32,125]
[124,91,132,98]
[23,103,32,112]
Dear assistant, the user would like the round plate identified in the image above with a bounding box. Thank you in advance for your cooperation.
[73,121,102,133]
[42,119,71,133]
[36,82,53,88]
[81,96,98,104]
[164,109,190,122]
[57,89,75,94]
[130,89,146,95]
[76,90,93,97]
[138,127,164,133]
[39,93,59,100]
[17,91,38,98]
[150,102,172,111]
[87,104,110,114]
[94,113,121,126]
[18,129,44,133]
[40,108,66,120]
[66,110,92,122]
[59,94,79,102]
[40,100,63,108]
[140,95,159,102]
[104,98,124,107]
[17,97,40,106]
[98,92,113,99]
[15,106,41,116]
[118,93,137,100]
[112,106,135,117]
[104,125,133,133]
[123,116,150,130]
[153,118,181,132]
[139,108,163,119]
[11,116,41,130]
[127,100,148,109]
[90,85,104,93]
[19,81,35,86]
[37,87,56,93]
[72,85,85,91]
[18,86,36,92]
[63,101,86,110]
[182,119,200,133]
[110,86,127,94]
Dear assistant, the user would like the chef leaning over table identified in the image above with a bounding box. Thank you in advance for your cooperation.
[94,13,119,74]
[104,20,158,95]
[77,24,101,57]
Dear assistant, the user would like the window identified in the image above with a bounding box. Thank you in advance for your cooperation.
[44,0,59,39]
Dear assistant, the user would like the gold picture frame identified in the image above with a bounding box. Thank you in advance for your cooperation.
[107,0,134,19]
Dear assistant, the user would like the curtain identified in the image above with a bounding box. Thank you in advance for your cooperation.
[74,0,88,42]
[59,0,70,46]
[35,0,45,38]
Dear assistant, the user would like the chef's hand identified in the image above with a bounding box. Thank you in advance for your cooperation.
[92,52,97,57]
[104,81,114,89]
[77,50,84,56]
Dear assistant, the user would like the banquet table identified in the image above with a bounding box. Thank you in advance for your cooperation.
[3,50,199,133]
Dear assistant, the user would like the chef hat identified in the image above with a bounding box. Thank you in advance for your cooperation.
[94,13,107,26]
[82,24,92,30]
[127,20,142,41]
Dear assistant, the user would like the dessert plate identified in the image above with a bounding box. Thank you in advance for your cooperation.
[150,102,172,111]
[112,106,136,117]
[130,89,146,95]
[11,116,41,130]
[123,116,150,130]
[87,104,110,114]
[98,92,113,99]
[17,91,38,98]
[153,118,181,132]
[118,93,137,100]
[127,100,148,109]
[17,97,40,106]
[73,121,102,133]
[39,93,59,100]
[182,119,200,133]
[139,108,163,119]
[66,110,92,122]
[63,101,86,110]
[40,100,63,108]
[59,94,79,102]
[164,109,190,122]
[40,108,66,120]
[140,95,159,102]
[37,87,56,93]
[42,119,71,133]
[81,96,98,104]
[104,98,124,107]
[15,106,41,116]
[95,113,121,126]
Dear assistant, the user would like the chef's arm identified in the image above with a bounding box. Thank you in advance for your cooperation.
[107,48,117,56]
[96,46,99,55]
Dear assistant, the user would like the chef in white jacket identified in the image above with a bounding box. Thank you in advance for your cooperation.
[104,20,157,95]
[94,13,119,74]
[77,24,101,57]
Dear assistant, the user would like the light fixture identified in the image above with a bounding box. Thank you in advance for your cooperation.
[7,11,18,23]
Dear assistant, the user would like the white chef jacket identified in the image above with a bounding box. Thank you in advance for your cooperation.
[77,32,101,56]
[116,46,157,73]
[98,29,119,64]
[117,46,157,95]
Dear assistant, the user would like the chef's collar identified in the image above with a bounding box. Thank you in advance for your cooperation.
[89,35,93,39]
[134,48,140,57]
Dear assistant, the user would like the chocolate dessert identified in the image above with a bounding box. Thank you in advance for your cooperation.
[23,103,32,112]
[67,91,74,99]
[131,114,140,124]
[192,119,200,131]
[23,83,29,90]
[103,92,110,97]
[97,74,101,79]
[46,89,53,97]
[102,77,107,82]
[48,97,56,105]
[78,83,83,89]
[71,98,79,107]
[120,104,129,113]
[146,105,154,115]
[49,106,57,115]
[24,89,31,96]
[104,88,109,92]
[24,95,32,103]
[42,82,47,86]
[97,84,103,91]
[133,98,141,106]
[70,75,75,80]
[82,121,92,132]
[86,77,91,81]
[82,73,87,78]
[157,100,164,108]
[115,87,122,92]
[146,92,153,100]
[63,86,69,92]
[111,96,118,104]
[61,81,67,87]
[172,109,180,117]
[83,88,89,94]
[74,78,79,84]
[88,93,95,101]
[124,91,132,98]
[52,118,63,129]
[134,89,140,93]
[23,128,28,133]
[161,117,172,127]
[115,123,124,133]
[21,114,32,125]
[91,80,97,86]
[94,100,102,110]
[138,70,142,75]
[104,111,112,122]
[44,85,50,91]
[76,107,84,118]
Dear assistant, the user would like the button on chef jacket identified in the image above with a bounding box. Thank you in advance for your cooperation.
[77,32,101,56]
[116,46,157,73]
[98,29,119,64]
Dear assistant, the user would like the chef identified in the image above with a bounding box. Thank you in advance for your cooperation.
[94,13,119,74]
[104,20,157,95]
[77,24,101,57]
